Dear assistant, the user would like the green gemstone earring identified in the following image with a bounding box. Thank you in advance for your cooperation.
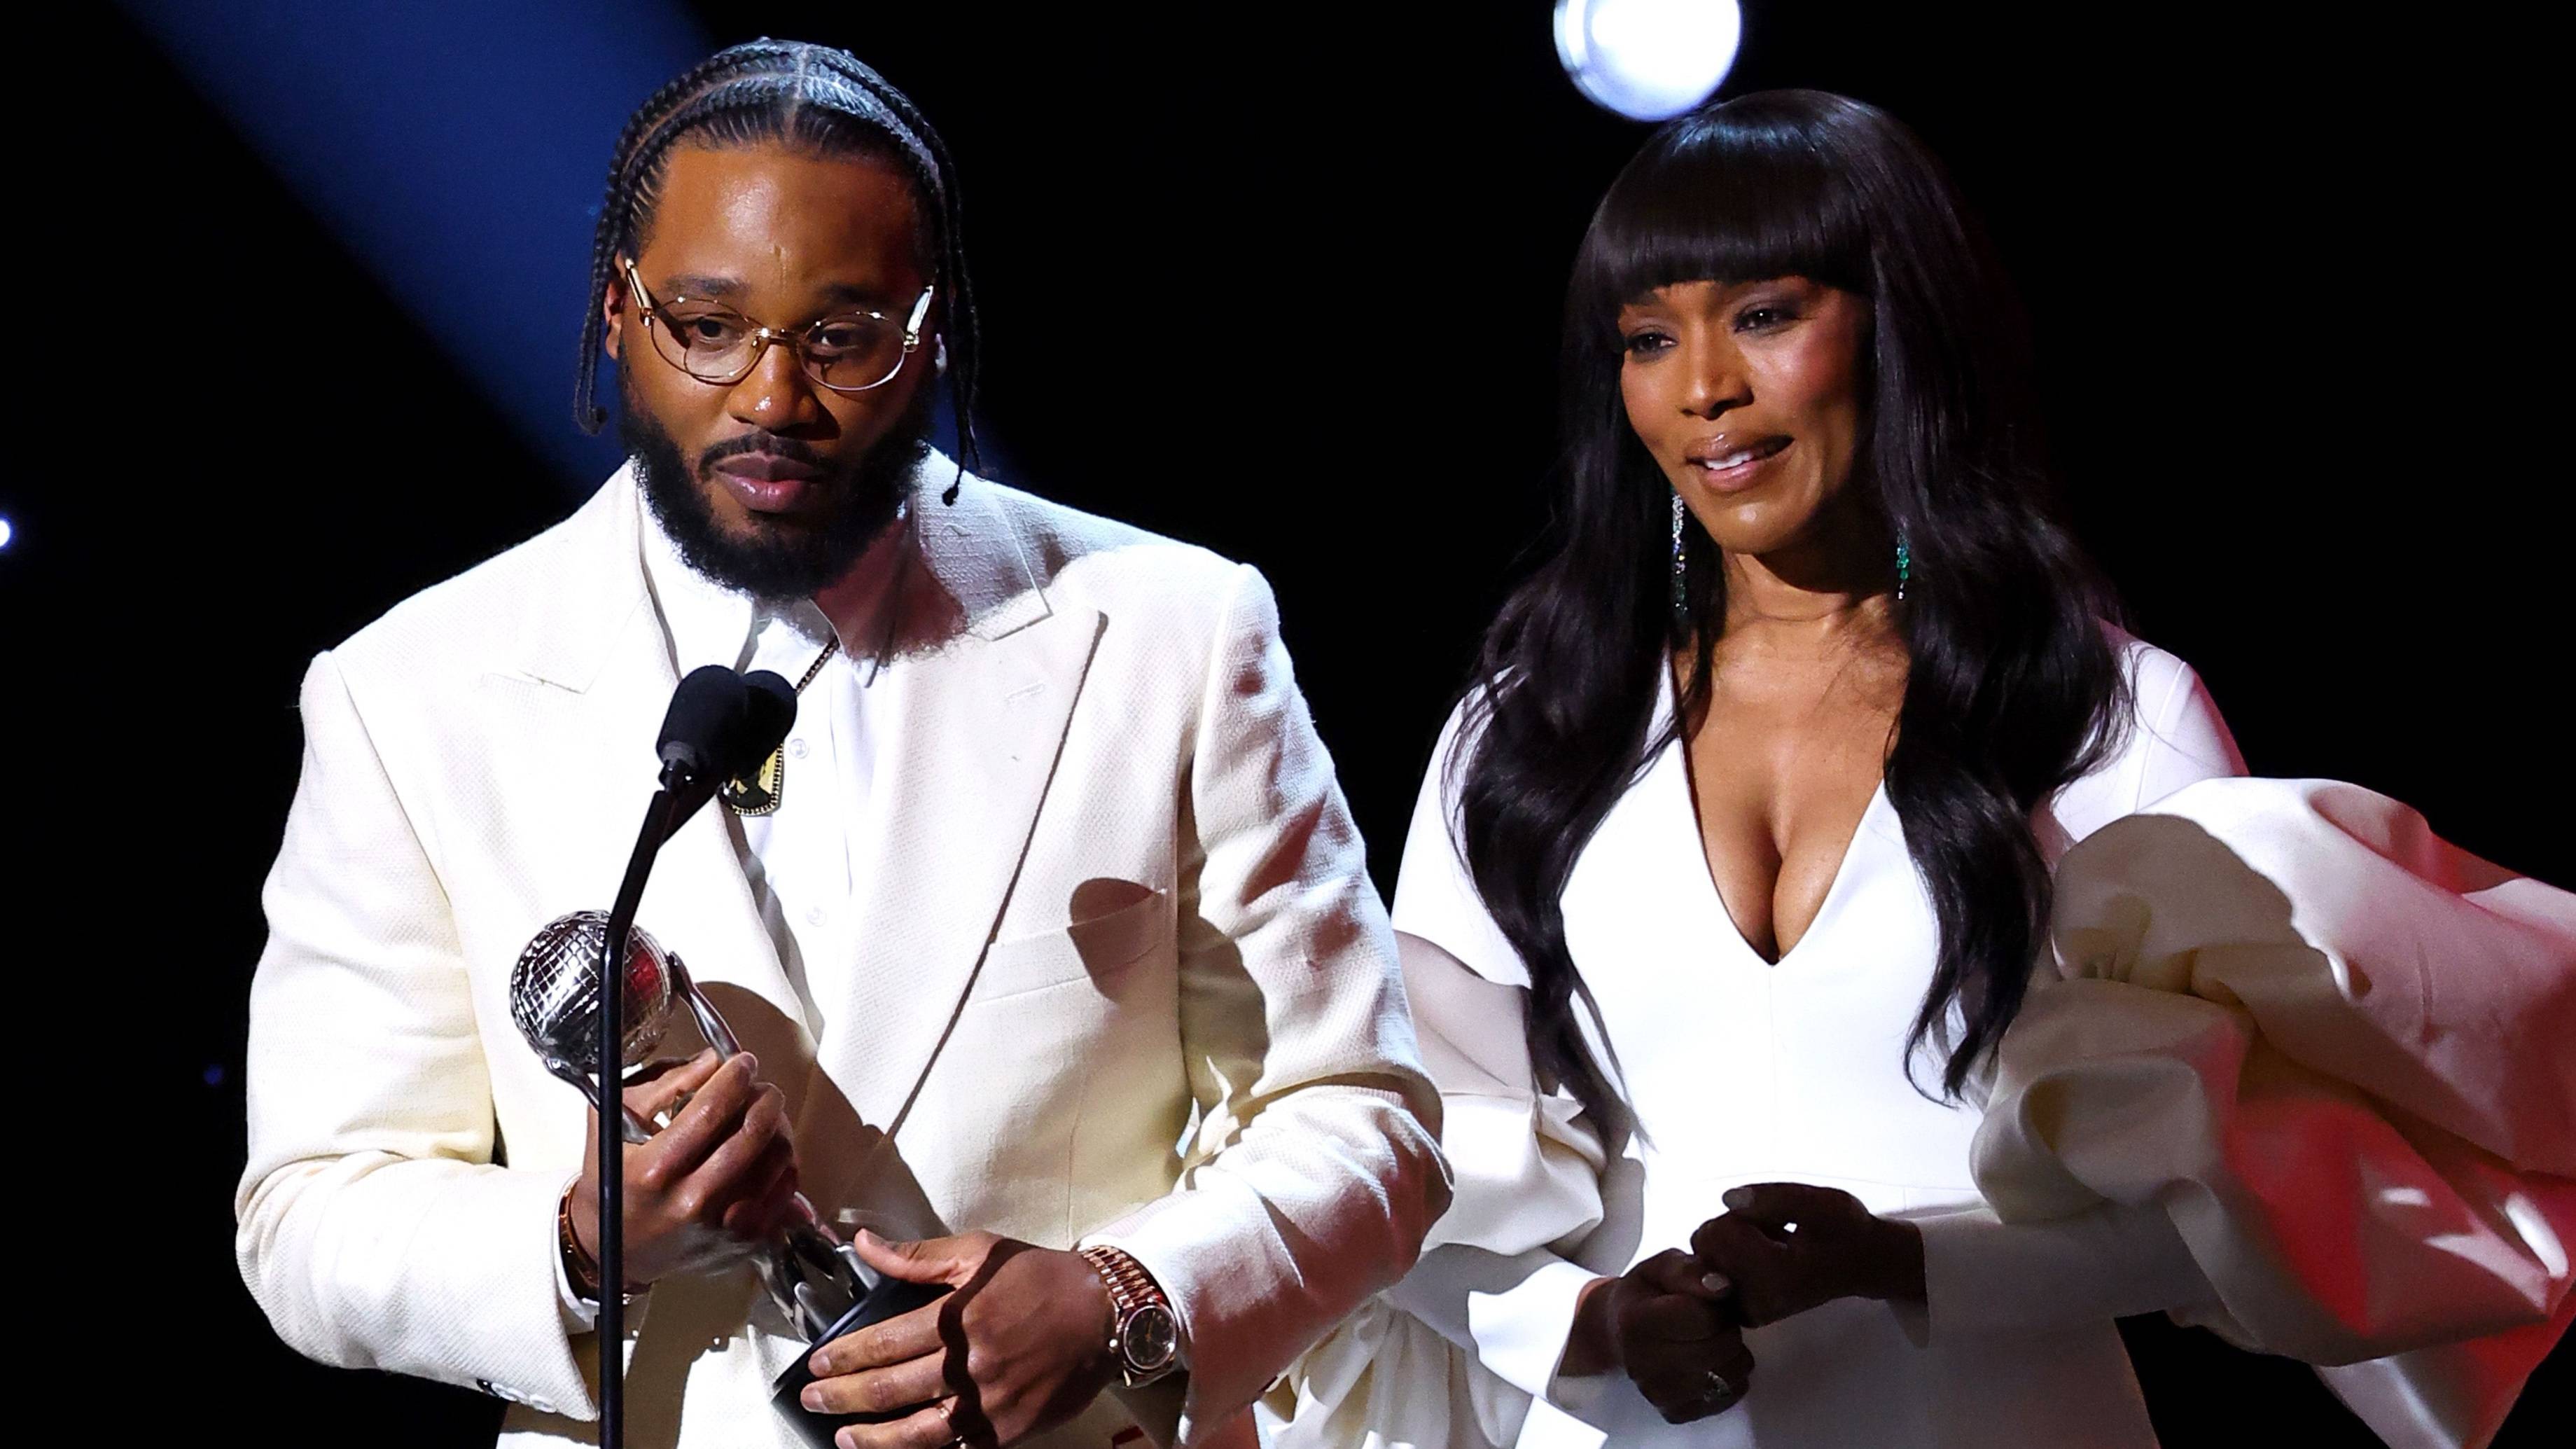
[1895,534,1912,602]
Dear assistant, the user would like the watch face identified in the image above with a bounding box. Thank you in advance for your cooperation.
[1122,1304,1179,1373]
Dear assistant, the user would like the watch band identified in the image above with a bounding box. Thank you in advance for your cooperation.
[1079,1244,1180,1387]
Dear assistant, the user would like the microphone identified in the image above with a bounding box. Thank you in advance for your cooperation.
[658,664,751,782]
[651,666,798,837]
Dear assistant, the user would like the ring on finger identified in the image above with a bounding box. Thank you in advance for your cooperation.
[650,1089,697,1128]
[1701,1366,1741,1406]
[937,1396,966,1448]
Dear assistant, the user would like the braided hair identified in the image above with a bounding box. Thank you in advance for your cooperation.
[574,39,980,494]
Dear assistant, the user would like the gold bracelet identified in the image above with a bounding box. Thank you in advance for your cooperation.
[557,1182,605,1300]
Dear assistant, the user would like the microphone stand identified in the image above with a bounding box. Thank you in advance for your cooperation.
[594,768,700,1449]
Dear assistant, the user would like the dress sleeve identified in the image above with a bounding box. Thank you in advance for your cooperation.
[1912,1200,2215,1340]
[1387,701,1610,1408]
[1390,699,1531,988]
[1389,935,1615,1409]
[1977,777,2576,1448]
[2048,638,2248,847]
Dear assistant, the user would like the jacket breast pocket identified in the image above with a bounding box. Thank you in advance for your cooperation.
[971,885,1172,1002]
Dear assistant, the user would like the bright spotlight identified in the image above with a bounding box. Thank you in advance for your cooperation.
[0,515,13,550]
[1555,0,1743,122]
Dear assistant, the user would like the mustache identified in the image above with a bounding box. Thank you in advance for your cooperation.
[697,431,830,473]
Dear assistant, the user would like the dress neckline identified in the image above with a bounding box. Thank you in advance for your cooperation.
[1653,660,1887,969]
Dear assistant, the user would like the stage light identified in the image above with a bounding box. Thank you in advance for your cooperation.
[118,0,707,493]
[1555,0,1743,121]
[0,515,13,550]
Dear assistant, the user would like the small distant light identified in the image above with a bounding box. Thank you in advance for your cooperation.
[203,1063,228,1087]
[1554,0,1744,122]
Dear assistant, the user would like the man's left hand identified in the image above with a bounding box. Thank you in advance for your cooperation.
[1686,1183,1926,1328]
[801,1229,1118,1448]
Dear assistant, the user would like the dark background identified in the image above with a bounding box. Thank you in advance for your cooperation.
[24,1,2563,1443]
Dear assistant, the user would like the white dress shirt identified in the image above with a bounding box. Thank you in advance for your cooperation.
[641,506,891,1048]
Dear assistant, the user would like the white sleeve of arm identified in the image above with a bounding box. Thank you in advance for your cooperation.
[1912,1202,2219,1343]
[2053,643,2249,847]
[1388,936,1622,1417]
[2133,653,2247,806]
[1386,706,1624,1415]
[1082,564,1448,1441]
[234,653,604,1420]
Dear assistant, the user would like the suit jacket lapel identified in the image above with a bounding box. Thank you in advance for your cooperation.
[519,471,816,1087]
[833,481,1104,1133]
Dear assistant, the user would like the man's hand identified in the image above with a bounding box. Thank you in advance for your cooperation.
[566,1049,802,1289]
[1562,1249,1755,1424]
[800,1230,1119,1448]
[1686,1182,1925,1327]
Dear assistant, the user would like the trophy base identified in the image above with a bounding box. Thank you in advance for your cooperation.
[769,1276,953,1446]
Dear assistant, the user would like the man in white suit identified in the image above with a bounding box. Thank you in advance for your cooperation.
[235,40,1446,1449]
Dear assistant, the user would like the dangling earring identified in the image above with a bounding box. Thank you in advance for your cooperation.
[1671,493,1689,616]
[1894,533,1912,602]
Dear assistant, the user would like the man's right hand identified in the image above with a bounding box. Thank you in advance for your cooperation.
[566,1048,802,1289]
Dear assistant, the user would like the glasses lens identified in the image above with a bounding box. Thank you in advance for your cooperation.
[652,307,760,384]
[804,314,905,391]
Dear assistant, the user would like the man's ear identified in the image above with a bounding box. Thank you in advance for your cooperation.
[603,262,628,361]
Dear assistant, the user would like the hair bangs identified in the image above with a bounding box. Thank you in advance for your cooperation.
[1572,109,1872,347]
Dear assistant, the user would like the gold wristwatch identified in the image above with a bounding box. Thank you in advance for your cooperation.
[1078,1245,1181,1388]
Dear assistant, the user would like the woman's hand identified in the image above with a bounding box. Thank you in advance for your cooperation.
[1564,1249,1755,1424]
[1686,1183,1924,1327]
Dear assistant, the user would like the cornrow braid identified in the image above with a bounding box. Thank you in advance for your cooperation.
[574,39,980,499]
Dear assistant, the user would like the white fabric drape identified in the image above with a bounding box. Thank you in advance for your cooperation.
[1976,776,2576,1449]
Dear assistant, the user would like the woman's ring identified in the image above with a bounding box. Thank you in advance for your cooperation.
[1701,1367,1741,1406]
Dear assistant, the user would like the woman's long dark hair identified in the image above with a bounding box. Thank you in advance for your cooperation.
[1456,90,2128,1131]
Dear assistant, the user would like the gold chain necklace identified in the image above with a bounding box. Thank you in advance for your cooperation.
[719,635,840,817]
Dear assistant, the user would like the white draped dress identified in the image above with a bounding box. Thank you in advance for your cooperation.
[1276,636,2243,1448]
[1270,632,2574,1449]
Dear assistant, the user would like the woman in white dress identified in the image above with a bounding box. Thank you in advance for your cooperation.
[1274,87,2572,1449]
[1281,90,2249,1448]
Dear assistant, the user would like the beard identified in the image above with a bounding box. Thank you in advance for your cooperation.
[621,368,932,599]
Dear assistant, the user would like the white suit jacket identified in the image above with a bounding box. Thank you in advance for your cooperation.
[235,462,1448,1448]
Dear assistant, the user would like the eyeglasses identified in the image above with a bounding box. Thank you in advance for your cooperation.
[621,258,935,394]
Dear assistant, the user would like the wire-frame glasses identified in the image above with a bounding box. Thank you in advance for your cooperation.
[622,258,935,394]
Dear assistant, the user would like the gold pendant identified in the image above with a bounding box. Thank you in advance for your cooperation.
[721,747,786,816]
